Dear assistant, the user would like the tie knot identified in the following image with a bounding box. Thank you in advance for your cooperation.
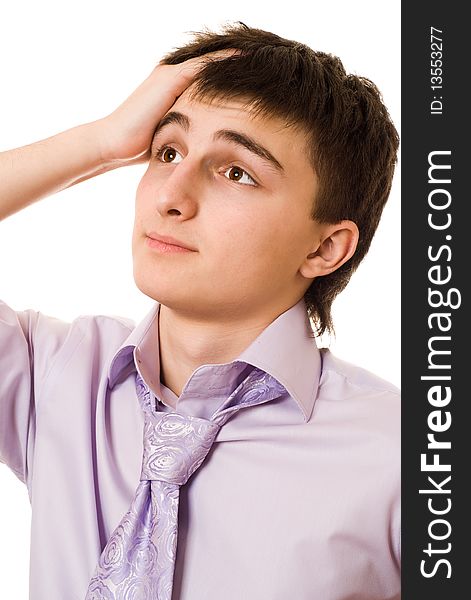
[141,411,220,485]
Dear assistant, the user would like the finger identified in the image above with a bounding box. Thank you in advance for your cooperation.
[200,48,242,60]
[157,48,241,69]
[177,49,241,78]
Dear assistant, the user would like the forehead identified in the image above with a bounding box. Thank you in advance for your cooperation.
[167,86,304,142]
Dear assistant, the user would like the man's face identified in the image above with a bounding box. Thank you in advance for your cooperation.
[132,88,324,322]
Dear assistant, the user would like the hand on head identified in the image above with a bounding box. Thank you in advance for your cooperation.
[98,49,241,164]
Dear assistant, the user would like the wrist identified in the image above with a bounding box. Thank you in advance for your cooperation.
[80,118,117,168]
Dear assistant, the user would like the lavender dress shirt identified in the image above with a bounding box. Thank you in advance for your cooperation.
[0,297,400,600]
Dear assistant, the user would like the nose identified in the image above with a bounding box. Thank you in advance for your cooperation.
[150,155,201,220]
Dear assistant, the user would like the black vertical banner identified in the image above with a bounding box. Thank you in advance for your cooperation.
[402,3,469,598]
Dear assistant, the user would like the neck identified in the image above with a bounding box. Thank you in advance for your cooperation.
[158,302,283,398]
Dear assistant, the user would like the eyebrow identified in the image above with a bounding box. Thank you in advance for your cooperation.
[151,110,285,174]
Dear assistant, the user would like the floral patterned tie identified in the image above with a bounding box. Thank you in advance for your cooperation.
[84,365,286,599]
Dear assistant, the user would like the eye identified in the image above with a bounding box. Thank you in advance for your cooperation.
[153,145,257,187]
[223,166,257,187]
[154,145,183,164]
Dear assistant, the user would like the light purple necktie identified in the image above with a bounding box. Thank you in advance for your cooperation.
[84,365,286,599]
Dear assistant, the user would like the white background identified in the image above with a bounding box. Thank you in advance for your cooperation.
[0,0,400,595]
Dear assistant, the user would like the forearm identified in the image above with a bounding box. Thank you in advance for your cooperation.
[0,120,118,221]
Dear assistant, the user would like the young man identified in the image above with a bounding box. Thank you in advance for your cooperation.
[0,23,400,600]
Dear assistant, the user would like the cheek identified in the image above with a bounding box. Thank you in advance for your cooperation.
[135,173,153,206]
[208,210,289,269]
[133,172,156,228]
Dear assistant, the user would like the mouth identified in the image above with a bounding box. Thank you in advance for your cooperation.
[145,232,197,253]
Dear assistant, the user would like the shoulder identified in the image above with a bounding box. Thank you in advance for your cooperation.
[317,347,400,448]
[31,311,139,401]
[0,299,126,356]
[75,311,136,338]
[13,307,137,381]
[319,347,400,397]
[31,309,136,351]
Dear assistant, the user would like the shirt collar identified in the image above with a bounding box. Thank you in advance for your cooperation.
[108,298,321,423]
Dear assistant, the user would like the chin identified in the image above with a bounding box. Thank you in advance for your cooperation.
[133,269,188,307]
[132,269,167,303]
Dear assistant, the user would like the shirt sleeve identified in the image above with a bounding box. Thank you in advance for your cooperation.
[0,299,41,485]
[0,299,74,488]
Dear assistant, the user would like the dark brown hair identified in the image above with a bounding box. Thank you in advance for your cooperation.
[160,22,399,337]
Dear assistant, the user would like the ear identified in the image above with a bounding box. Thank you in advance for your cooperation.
[299,220,359,279]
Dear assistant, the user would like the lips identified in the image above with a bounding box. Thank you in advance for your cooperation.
[146,231,197,251]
